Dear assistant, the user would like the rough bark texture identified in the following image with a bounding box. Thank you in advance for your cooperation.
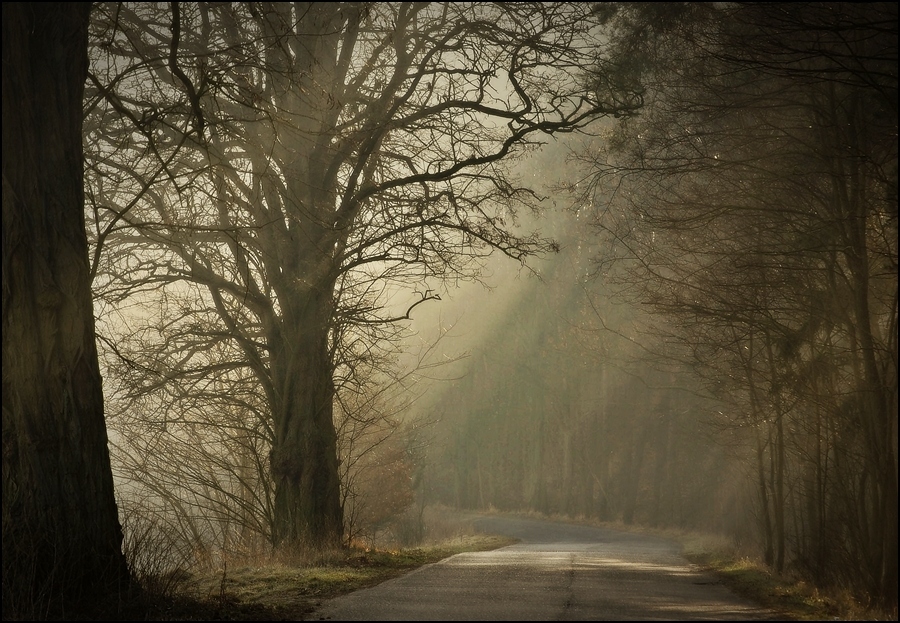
[268,291,344,547]
[2,3,130,617]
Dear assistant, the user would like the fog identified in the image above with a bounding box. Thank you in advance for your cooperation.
[5,3,896,620]
[380,134,749,538]
[69,2,897,611]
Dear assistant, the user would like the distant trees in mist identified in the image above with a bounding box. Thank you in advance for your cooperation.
[425,232,751,534]
[426,1,897,609]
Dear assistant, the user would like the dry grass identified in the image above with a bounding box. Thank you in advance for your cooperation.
[135,506,514,620]
[676,532,897,621]
[129,507,896,621]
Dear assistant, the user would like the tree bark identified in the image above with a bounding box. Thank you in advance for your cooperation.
[268,290,343,547]
[2,2,130,616]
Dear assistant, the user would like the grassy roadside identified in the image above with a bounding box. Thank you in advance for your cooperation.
[678,536,896,622]
[138,533,516,621]
[583,518,895,622]
[130,509,895,621]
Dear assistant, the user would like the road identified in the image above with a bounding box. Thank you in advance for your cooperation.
[310,515,779,621]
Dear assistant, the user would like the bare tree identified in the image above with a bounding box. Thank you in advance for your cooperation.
[86,2,643,549]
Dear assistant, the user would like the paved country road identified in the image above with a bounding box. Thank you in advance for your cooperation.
[310,515,781,621]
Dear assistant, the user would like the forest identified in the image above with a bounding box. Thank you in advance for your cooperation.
[2,2,896,619]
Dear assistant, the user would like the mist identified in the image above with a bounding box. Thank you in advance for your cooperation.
[4,3,894,618]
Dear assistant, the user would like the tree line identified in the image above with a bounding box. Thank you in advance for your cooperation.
[424,1,897,610]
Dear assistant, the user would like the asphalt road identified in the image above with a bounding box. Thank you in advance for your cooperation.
[310,515,779,621]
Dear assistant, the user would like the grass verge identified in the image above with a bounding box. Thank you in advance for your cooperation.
[489,510,896,622]
[677,533,895,621]
[141,533,516,620]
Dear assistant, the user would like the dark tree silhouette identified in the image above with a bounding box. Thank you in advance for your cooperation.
[2,3,130,617]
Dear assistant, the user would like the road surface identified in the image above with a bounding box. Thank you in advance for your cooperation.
[310,515,780,620]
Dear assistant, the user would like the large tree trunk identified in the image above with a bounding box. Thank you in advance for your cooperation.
[245,2,347,549]
[2,2,130,617]
[268,289,343,548]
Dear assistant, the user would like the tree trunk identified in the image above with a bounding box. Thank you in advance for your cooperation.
[774,415,786,573]
[650,409,671,527]
[268,290,343,548]
[622,425,649,525]
[2,3,130,616]
[756,430,775,567]
[824,84,898,606]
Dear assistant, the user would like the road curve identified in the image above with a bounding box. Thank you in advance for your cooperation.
[310,514,780,621]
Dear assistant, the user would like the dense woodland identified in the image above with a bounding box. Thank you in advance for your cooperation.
[3,2,896,619]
